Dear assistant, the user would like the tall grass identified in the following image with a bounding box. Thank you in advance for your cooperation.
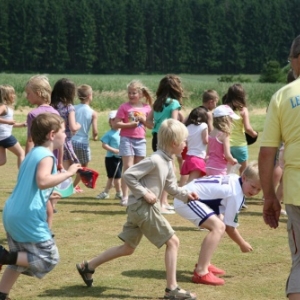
[1,73,283,111]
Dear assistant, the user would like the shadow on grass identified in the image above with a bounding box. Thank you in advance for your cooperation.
[70,210,126,215]
[40,285,152,299]
[59,199,122,206]
[172,226,199,232]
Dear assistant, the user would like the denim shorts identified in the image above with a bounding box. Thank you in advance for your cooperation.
[119,136,146,157]
[6,233,59,278]
[0,135,17,148]
[230,146,248,163]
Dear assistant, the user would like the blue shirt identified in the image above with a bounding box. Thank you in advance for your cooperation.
[3,147,56,243]
[72,103,94,144]
[100,129,120,158]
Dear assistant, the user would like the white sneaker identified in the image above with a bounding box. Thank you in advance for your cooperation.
[161,208,175,215]
[96,192,109,199]
[163,204,175,210]
[280,209,287,215]
[120,197,128,206]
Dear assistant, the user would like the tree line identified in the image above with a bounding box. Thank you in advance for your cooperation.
[0,0,299,74]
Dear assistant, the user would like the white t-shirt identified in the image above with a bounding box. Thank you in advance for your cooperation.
[186,123,207,158]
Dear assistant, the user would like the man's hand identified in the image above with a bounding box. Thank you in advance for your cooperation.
[263,196,281,229]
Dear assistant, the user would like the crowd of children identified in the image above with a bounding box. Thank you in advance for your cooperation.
[0,74,266,300]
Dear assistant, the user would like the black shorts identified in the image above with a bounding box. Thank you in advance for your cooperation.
[0,135,17,148]
[152,133,158,152]
[105,156,123,179]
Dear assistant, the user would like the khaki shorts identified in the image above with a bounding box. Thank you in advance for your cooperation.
[286,204,300,296]
[118,200,174,249]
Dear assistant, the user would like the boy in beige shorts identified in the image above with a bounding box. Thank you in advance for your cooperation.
[76,119,198,300]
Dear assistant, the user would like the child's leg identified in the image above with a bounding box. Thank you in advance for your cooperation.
[77,242,135,282]
[164,234,197,298]
[0,268,21,295]
[0,147,6,166]
[239,160,247,175]
[113,178,122,193]
[187,171,202,183]
[47,201,53,229]
[195,215,225,276]
[7,143,25,169]
[121,156,134,199]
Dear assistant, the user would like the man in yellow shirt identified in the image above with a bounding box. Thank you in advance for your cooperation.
[259,35,300,300]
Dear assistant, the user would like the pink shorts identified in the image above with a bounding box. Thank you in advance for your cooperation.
[180,155,206,176]
[205,167,227,176]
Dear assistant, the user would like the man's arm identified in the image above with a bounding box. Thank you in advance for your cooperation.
[258,146,281,228]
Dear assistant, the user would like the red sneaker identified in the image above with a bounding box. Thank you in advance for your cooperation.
[192,271,225,285]
[194,263,225,275]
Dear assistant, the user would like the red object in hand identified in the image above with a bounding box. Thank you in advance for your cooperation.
[77,167,99,189]
[181,146,188,160]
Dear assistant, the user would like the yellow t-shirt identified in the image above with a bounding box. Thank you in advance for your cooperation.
[230,110,246,147]
[260,77,300,205]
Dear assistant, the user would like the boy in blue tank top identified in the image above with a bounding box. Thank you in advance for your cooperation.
[0,113,81,300]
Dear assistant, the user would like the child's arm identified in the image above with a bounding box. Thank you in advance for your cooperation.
[0,118,16,125]
[207,111,213,133]
[13,122,27,128]
[102,142,119,155]
[241,107,258,138]
[36,156,81,189]
[114,116,139,129]
[225,225,253,252]
[201,127,208,145]
[68,110,81,134]
[223,134,237,165]
[25,136,34,154]
[91,111,98,141]
[145,110,154,129]
[171,109,179,120]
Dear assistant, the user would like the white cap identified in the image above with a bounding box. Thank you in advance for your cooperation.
[213,105,240,120]
[108,110,117,120]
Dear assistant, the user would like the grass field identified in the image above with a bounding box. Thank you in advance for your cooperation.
[0,109,290,300]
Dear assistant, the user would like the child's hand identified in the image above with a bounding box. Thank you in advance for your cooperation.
[240,241,253,252]
[187,192,198,202]
[131,121,139,127]
[143,190,157,204]
[7,119,16,125]
[67,163,82,176]
[231,158,238,165]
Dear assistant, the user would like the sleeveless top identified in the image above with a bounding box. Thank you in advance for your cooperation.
[0,106,13,141]
[206,134,227,170]
[230,110,247,146]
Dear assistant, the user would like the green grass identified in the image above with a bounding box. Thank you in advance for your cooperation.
[1,73,284,111]
[0,110,290,300]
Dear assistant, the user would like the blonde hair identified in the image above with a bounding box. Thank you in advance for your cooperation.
[25,75,51,104]
[213,116,233,135]
[242,161,260,181]
[77,84,92,102]
[158,119,188,152]
[0,85,16,106]
[202,89,219,104]
[127,80,153,105]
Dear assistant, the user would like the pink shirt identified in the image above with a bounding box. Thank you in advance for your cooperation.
[206,134,227,173]
[116,102,151,138]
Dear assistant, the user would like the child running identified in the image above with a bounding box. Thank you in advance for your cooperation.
[179,107,208,186]
[96,110,123,200]
[76,119,197,300]
[71,84,98,191]
[174,161,261,286]
[114,80,152,206]
[0,113,81,300]
[0,85,26,168]
[206,105,238,175]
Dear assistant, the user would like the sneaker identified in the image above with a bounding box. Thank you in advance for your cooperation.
[74,185,83,193]
[194,263,225,275]
[192,271,225,285]
[163,204,175,210]
[115,192,123,200]
[161,208,175,215]
[96,192,109,199]
[281,209,287,215]
[120,197,128,206]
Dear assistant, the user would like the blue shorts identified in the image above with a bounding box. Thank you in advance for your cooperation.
[72,141,91,165]
[119,136,146,157]
[230,146,248,163]
[0,135,17,148]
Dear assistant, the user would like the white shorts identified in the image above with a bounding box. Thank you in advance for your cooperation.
[174,198,216,227]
